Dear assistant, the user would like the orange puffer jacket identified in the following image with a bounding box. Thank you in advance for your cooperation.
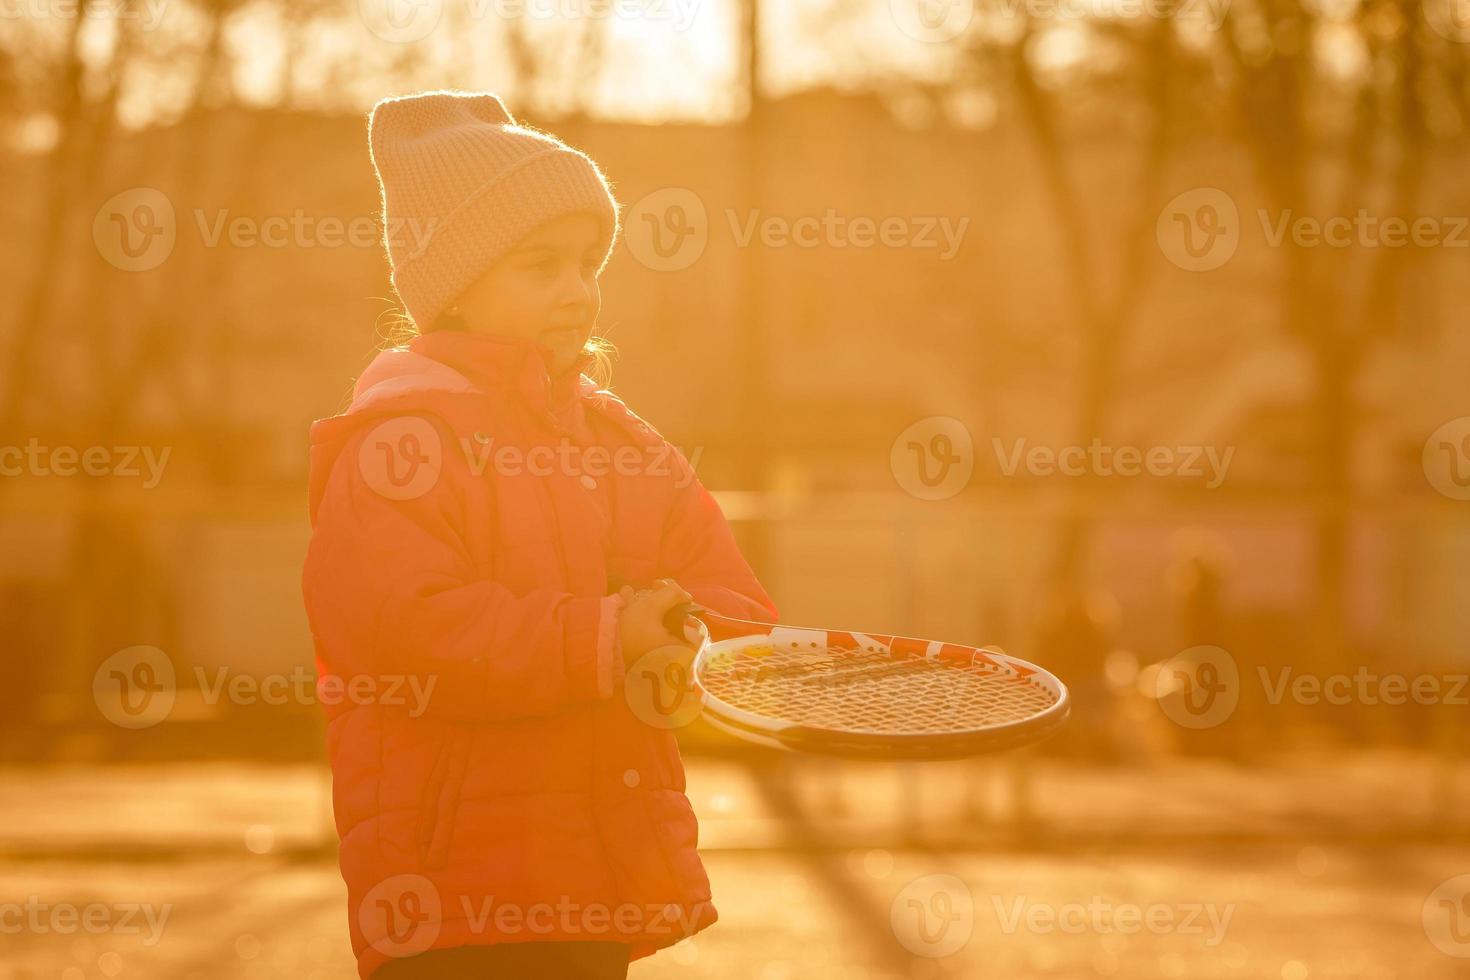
[301,329,777,979]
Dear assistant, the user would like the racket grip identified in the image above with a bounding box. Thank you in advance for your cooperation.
[662,601,701,643]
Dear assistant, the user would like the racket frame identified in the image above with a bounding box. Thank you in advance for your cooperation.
[680,608,1071,760]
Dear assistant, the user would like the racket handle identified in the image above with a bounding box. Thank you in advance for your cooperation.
[662,601,705,644]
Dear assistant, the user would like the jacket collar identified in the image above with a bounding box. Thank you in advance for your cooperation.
[407,329,598,418]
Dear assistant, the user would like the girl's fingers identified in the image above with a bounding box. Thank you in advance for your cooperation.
[655,577,691,600]
[657,584,693,608]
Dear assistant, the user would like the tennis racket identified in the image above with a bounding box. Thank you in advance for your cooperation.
[660,603,1070,760]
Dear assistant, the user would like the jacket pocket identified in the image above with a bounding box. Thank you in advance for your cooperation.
[416,726,471,869]
[647,789,711,904]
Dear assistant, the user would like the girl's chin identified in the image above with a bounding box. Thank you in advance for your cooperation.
[538,326,583,347]
[541,338,587,374]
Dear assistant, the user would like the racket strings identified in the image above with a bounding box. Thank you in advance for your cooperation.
[729,656,934,685]
[702,645,1058,736]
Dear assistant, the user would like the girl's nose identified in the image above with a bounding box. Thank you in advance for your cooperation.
[557,264,596,307]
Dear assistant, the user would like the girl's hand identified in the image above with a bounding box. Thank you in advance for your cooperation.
[618,578,694,665]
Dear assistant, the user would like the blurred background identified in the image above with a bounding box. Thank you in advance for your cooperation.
[1,0,1468,977]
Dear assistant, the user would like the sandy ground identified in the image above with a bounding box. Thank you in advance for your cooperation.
[2,751,1466,980]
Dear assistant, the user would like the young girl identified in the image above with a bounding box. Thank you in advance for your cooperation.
[302,90,779,979]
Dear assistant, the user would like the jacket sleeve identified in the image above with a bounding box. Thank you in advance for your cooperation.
[302,413,627,724]
[654,446,779,624]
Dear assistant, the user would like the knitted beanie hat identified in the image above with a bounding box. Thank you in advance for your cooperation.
[367,90,621,329]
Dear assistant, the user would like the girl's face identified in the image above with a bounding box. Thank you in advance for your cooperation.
[450,212,603,376]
